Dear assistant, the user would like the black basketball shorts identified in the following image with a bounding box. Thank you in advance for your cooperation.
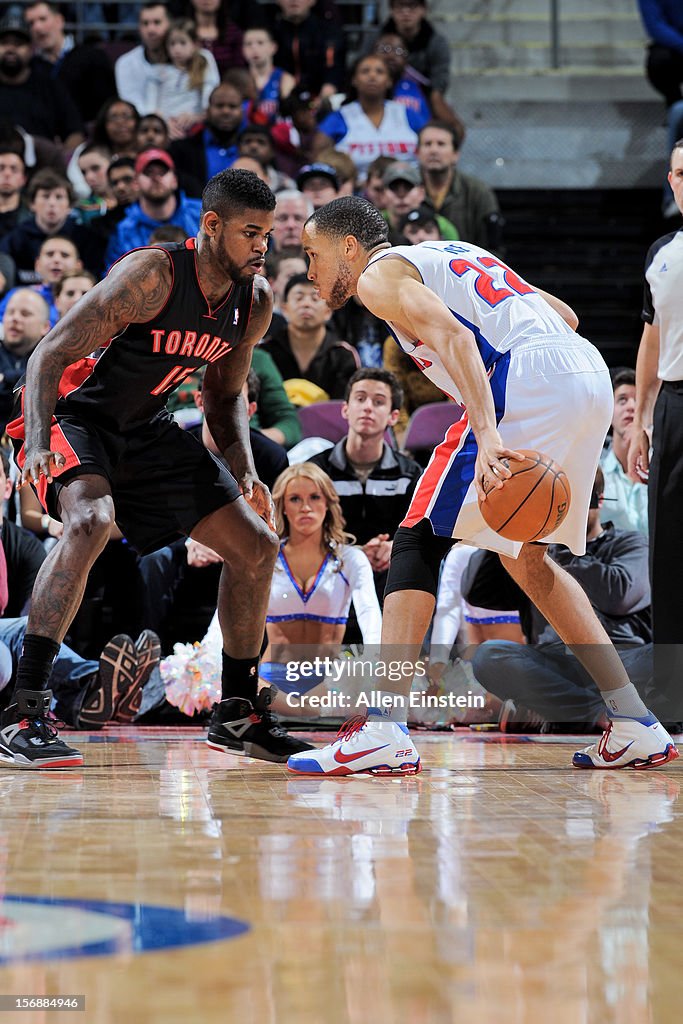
[10,410,241,555]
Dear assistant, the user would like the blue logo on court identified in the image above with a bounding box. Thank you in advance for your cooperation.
[0,896,249,964]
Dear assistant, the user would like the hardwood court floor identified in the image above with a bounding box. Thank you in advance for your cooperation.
[0,727,681,1023]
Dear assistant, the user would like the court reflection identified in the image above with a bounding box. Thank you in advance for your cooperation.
[0,734,679,1023]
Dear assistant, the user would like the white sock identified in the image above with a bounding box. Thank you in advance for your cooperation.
[603,682,649,719]
[367,690,407,723]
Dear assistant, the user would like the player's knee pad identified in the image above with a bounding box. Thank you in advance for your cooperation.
[384,519,455,600]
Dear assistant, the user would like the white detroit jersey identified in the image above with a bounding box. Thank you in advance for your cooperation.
[366,241,613,556]
[367,240,575,405]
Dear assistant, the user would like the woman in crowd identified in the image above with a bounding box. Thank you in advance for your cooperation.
[69,99,140,199]
[91,98,140,160]
[159,464,382,718]
[186,0,245,75]
[313,54,426,182]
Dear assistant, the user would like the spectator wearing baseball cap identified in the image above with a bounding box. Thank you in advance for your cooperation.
[381,161,458,243]
[316,149,358,197]
[104,148,202,267]
[383,160,422,190]
[296,163,340,209]
[0,6,84,151]
[135,148,175,176]
[399,204,442,243]
[0,7,31,39]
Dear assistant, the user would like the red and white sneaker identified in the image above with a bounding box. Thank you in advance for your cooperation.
[287,715,421,776]
[573,712,679,770]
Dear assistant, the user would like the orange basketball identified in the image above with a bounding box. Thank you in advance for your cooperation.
[479,449,572,542]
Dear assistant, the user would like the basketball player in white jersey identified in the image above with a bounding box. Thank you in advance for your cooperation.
[286,195,679,776]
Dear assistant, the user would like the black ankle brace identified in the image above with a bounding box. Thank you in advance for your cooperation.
[221,652,259,703]
[15,634,61,692]
[9,688,52,720]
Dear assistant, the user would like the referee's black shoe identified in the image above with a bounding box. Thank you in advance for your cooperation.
[0,689,84,770]
[206,688,314,763]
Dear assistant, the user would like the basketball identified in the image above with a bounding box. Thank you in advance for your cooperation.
[479,449,572,542]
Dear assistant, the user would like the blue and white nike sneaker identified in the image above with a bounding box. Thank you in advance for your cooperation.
[287,714,421,776]
[573,713,679,769]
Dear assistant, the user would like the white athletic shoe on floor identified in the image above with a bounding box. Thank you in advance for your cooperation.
[572,712,679,770]
[287,714,421,776]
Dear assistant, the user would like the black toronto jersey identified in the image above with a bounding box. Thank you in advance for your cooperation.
[55,239,254,431]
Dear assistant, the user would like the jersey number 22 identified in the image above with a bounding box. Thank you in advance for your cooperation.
[449,255,534,308]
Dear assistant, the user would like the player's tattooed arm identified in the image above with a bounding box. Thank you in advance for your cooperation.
[203,277,274,513]
[20,249,172,486]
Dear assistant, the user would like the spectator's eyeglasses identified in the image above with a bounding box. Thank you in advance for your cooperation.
[107,112,136,122]
[376,44,409,56]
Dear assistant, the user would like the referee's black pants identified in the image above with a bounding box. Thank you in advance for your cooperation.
[649,381,683,718]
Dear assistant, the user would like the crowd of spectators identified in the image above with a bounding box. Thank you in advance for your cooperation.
[0,0,667,734]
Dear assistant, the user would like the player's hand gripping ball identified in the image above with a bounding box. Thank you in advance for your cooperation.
[479,449,571,542]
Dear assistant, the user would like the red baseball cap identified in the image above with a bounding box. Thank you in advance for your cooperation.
[135,148,175,175]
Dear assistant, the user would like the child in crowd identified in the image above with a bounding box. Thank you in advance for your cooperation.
[136,114,170,153]
[75,144,114,224]
[53,269,96,320]
[270,86,319,178]
[0,235,83,327]
[242,25,295,127]
[152,19,220,140]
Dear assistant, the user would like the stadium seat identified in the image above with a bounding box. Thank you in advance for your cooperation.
[297,400,348,442]
[403,402,465,460]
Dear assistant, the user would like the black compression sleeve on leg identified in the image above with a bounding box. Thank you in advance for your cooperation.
[221,651,259,703]
[384,519,456,600]
[14,634,61,694]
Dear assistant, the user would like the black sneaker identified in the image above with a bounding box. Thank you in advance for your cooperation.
[206,688,314,763]
[79,634,137,728]
[0,690,83,769]
[76,671,110,730]
[113,630,161,724]
[498,699,547,734]
[77,634,134,728]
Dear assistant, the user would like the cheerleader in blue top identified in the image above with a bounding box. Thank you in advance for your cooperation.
[162,463,381,716]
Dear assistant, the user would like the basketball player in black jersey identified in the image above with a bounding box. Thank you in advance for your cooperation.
[2,169,313,769]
